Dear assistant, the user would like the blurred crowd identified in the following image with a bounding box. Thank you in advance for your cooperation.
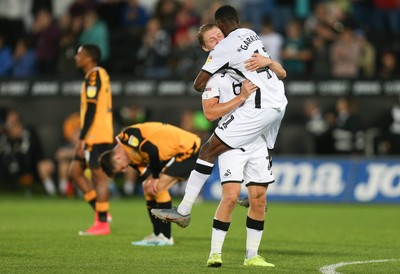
[1,0,400,196]
[0,0,399,80]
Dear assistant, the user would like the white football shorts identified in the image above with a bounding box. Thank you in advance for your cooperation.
[215,105,285,150]
[218,136,275,186]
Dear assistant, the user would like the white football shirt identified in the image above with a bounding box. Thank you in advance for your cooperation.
[202,28,288,110]
[202,72,242,125]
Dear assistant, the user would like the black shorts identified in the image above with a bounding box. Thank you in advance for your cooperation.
[163,150,199,180]
[75,143,113,169]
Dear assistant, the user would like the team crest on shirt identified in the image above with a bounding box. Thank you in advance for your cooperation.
[205,55,213,64]
[223,169,232,179]
[87,86,97,98]
[128,136,139,147]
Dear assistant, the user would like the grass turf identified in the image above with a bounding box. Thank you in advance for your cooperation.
[0,195,399,273]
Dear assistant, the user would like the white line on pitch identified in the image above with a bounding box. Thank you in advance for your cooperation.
[320,259,399,274]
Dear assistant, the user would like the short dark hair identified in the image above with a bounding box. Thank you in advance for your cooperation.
[215,5,239,24]
[82,44,101,64]
[99,150,115,178]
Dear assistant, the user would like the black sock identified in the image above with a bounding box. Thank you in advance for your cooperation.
[98,212,107,223]
[89,199,96,210]
[157,201,172,239]
[146,200,159,235]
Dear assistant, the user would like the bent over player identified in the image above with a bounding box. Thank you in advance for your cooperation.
[69,44,114,236]
[99,122,201,246]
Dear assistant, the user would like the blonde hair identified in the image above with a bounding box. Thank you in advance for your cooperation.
[197,23,218,47]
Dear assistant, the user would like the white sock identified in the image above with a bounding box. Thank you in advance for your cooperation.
[246,227,263,259]
[177,160,214,215]
[43,179,56,196]
[210,227,227,256]
[59,179,68,195]
[123,180,135,195]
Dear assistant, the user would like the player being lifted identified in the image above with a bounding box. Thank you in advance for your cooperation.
[152,5,287,232]
[192,23,285,267]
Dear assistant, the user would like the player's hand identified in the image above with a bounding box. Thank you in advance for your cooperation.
[75,140,85,159]
[240,80,258,99]
[245,53,273,71]
[143,177,159,196]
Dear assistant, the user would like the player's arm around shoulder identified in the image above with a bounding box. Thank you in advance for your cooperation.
[245,53,287,80]
[202,80,257,122]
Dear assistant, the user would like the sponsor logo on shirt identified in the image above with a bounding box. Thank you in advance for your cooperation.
[128,136,139,147]
[87,86,97,98]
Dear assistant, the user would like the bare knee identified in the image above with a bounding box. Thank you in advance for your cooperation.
[223,191,239,208]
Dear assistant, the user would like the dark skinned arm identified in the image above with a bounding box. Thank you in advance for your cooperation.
[193,70,212,92]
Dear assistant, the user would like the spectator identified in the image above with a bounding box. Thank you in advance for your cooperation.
[356,30,376,78]
[120,0,149,34]
[0,109,56,195]
[169,26,205,80]
[136,17,171,79]
[30,9,61,75]
[57,13,82,76]
[200,1,223,25]
[172,0,200,46]
[378,49,399,80]
[0,1,29,49]
[259,17,283,63]
[79,10,109,63]
[240,0,274,34]
[55,112,80,196]
[10,37,37,78]
[31,0,53,18]
[304,2,333,36]
[330,27,361,79]
[272,0,294,34]
[372,0,400,36]
[154,0,180,35]
[332,97,365,155]
[281,20,312,77]
[68,0,98,18]
[303,99,334,154]
[0,33,13,77]
[310,35,331,79]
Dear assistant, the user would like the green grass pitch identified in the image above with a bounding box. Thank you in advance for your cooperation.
[0,195,399,273]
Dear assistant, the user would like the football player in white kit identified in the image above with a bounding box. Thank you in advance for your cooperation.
[152,7,287,261]
[194,24,279,267]
[204,73,277,267]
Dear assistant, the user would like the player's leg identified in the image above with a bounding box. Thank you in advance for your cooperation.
[78,144,112,236]
[151,142,228,227]
[243,138,275,267]
[207,149,245,267]
[132,190,173,246]
[69,158,96,209]
[123,168,137,196]
[151,174,176,245]
[177,135,229,215]
[244,184,274,267]
[207,182,241,267]
[37,158,57,196]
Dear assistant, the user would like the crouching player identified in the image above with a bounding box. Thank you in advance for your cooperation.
[99,122,201,246]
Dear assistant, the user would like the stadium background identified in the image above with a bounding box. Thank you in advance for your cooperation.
[0,0,399,203]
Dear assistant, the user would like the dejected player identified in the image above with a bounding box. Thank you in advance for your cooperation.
[99,122,201,246]
[69,44,114,236]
